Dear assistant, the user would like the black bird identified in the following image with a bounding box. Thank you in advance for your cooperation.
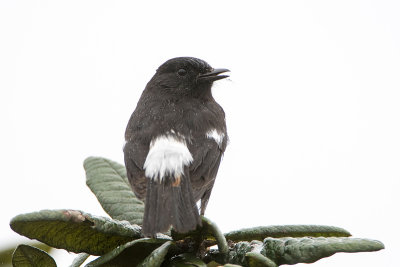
[124,57,229,237]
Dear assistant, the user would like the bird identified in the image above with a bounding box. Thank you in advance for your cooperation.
[124,57,229,237]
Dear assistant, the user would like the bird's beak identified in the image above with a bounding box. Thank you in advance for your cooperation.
[198,68,230,82]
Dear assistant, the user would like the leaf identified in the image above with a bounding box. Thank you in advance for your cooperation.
[167,254,207,267]
[69,253,90,267]
[0,242,52,267]
[219,236,384,266]
[225,225,351,242]
[245,252,276,267]
[171,217,228,254]
[84,157,144,225]
[137,241,173,267]
[10,209,142,255]
[226,241,259,266]
[85,238,169,267]
[261,237,385,265]
[202,217,229,254]
[12,244,56,267]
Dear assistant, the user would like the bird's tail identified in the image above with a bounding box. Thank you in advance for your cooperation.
[142,171,201,237]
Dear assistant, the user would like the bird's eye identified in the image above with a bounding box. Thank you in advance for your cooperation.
[177,68,187,76]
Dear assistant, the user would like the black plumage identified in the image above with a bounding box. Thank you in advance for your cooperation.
[124,57,229,237]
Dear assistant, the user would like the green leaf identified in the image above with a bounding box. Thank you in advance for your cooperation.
[137,241,173,267]
[225,225,351,242]
[168,254,207,267]
[171,217,228,254]
[12,244,56,267]
[0,246,14,267]
[69,253,90,267]
[226,241,257,266]
[202,217,229,254]
[0,242,52,267]
[219,236,384,266]
[245,252,276,267]
[84,157,144,225]
[261,237,385,265]
[10,209,142,255]
[85,238,169,267]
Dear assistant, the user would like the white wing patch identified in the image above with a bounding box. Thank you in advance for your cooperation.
[206,129,225,148]
[144,135,193,181]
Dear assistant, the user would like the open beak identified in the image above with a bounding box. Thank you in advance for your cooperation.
[198,68,230,82]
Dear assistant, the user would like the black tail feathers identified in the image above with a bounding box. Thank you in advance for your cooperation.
[142,173,201,237]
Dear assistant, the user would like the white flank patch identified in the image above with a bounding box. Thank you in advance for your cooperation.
[206,129,225,148]
[144,135,193,181]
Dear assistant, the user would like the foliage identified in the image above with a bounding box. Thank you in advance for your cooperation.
[84,157,144,225]
[0,243,52,267]
[9,157,384,266]
[11,245,56,267]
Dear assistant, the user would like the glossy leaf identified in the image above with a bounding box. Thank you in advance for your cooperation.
[84,157,144,225]
[172,217,228,254]
[85,238,169,267]
[0,242,52,267]
[225,225,351,242]
[137,241,173,267]
[12,244,56,267]
[202,217,229,254]
[167,254,207,267]
[10,210,142,255]
[69,253,90,267]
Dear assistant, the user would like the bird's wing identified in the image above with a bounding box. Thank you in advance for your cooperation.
[123,141,148,201]
[189,135,225,213]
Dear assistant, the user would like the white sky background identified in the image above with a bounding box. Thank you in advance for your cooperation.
[1,1,399,266]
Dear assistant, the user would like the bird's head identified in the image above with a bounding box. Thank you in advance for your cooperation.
[148,57,229,98]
